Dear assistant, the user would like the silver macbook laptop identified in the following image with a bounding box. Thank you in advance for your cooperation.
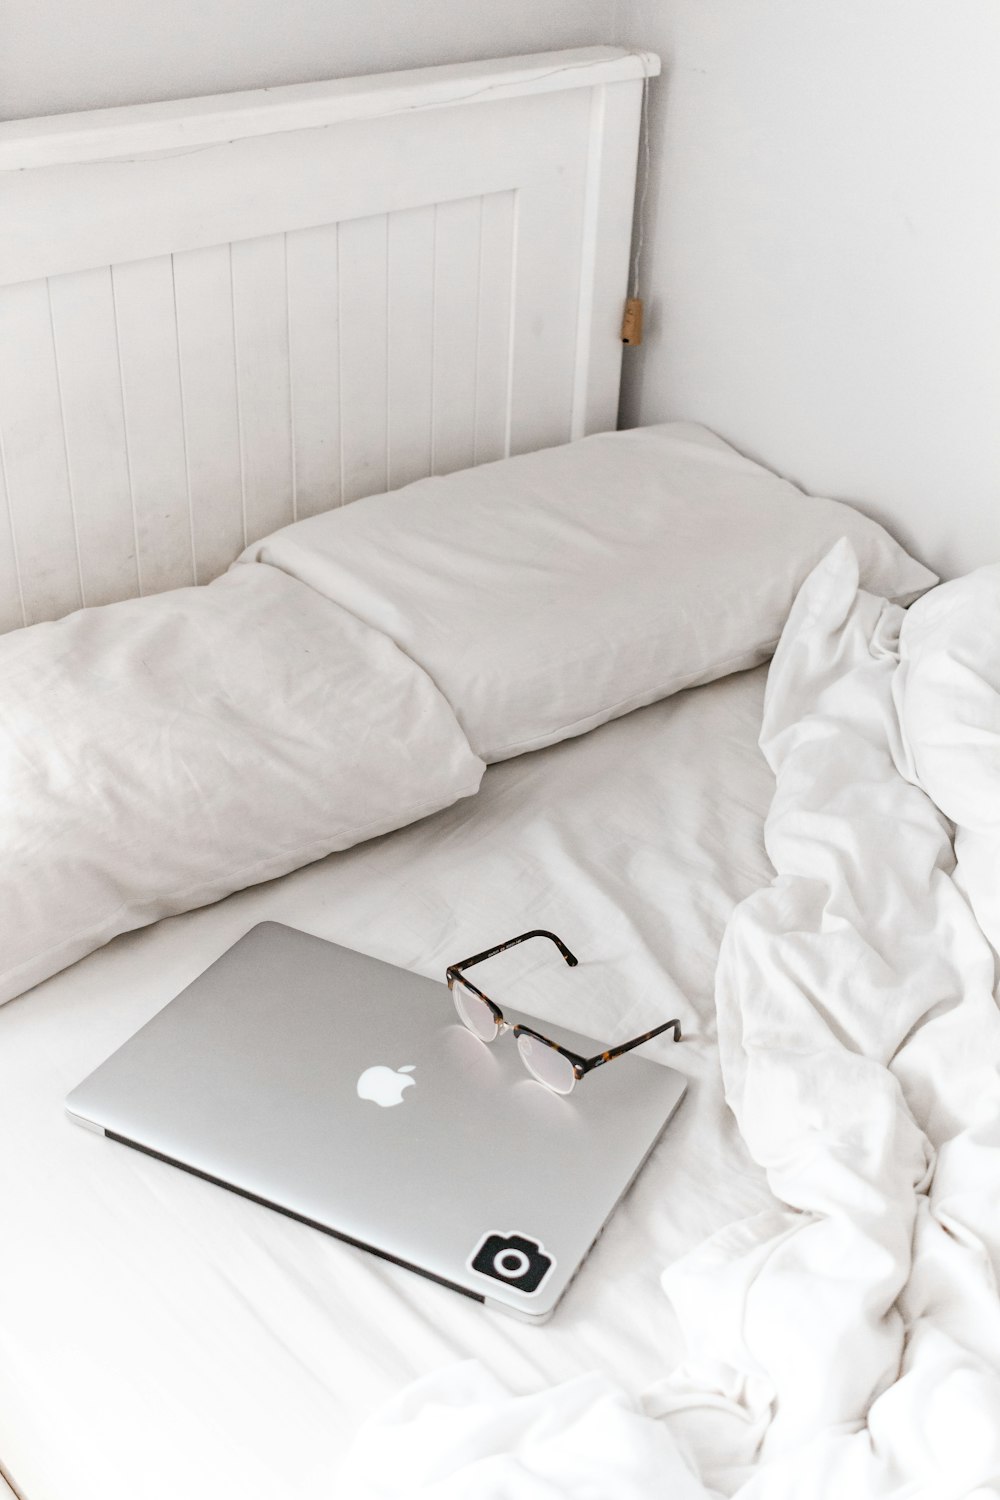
[66,922,686,1322]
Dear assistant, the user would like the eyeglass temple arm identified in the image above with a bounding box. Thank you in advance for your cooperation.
[449,929,578,975]
[580,1018,682,1072]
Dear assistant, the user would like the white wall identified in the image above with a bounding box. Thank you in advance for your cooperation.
[1,0,615,118]
[615,1,1000,578]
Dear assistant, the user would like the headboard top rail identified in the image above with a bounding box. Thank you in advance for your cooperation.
[0,46,659,172]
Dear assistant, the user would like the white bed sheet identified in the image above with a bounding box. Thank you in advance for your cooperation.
[0,666,777,1500]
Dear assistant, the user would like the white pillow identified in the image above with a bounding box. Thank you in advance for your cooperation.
[240,422,936,763]
[0,565,483,1005]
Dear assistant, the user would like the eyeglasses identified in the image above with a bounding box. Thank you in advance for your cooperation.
[446,929,681,1096]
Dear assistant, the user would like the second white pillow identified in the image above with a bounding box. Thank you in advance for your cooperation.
[241,422,936,762]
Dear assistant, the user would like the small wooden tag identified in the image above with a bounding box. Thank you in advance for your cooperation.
[621,296,644,346]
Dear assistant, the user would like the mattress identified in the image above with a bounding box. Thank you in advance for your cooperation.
[0,665,776,1500]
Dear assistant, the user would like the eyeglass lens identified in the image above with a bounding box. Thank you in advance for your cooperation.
[516,1033,576,1095]
[452,979,500,1042]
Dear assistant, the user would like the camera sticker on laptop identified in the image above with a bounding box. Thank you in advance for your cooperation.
[467,1230,555,1296]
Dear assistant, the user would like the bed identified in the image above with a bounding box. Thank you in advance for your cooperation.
[3,45,1000,1500]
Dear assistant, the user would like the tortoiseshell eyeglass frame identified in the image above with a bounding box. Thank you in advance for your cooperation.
[445,929,682,1087]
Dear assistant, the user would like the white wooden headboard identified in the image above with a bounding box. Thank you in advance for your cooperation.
[0,46,658,631]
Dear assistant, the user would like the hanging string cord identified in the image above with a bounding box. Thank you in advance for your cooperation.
[630,57,651,301]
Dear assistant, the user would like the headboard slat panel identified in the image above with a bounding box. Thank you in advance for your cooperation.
[112,256,194,597]
[473,191,517,470]
[0,279,83,622]
[287,224,342,522]
[173,245,245,582]
[386,205,437,493]
[49,266,138,605]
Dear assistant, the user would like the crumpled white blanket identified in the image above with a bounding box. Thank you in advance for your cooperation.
[338,541,1000,1499]
[338,1363,714,1499]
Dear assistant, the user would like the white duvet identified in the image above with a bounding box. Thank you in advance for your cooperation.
[342,542,1000,1499]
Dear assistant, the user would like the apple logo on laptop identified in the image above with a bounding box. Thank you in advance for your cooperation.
[356,1064,416,1108]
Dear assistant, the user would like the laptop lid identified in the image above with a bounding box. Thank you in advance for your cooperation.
[66,922,686,1322]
